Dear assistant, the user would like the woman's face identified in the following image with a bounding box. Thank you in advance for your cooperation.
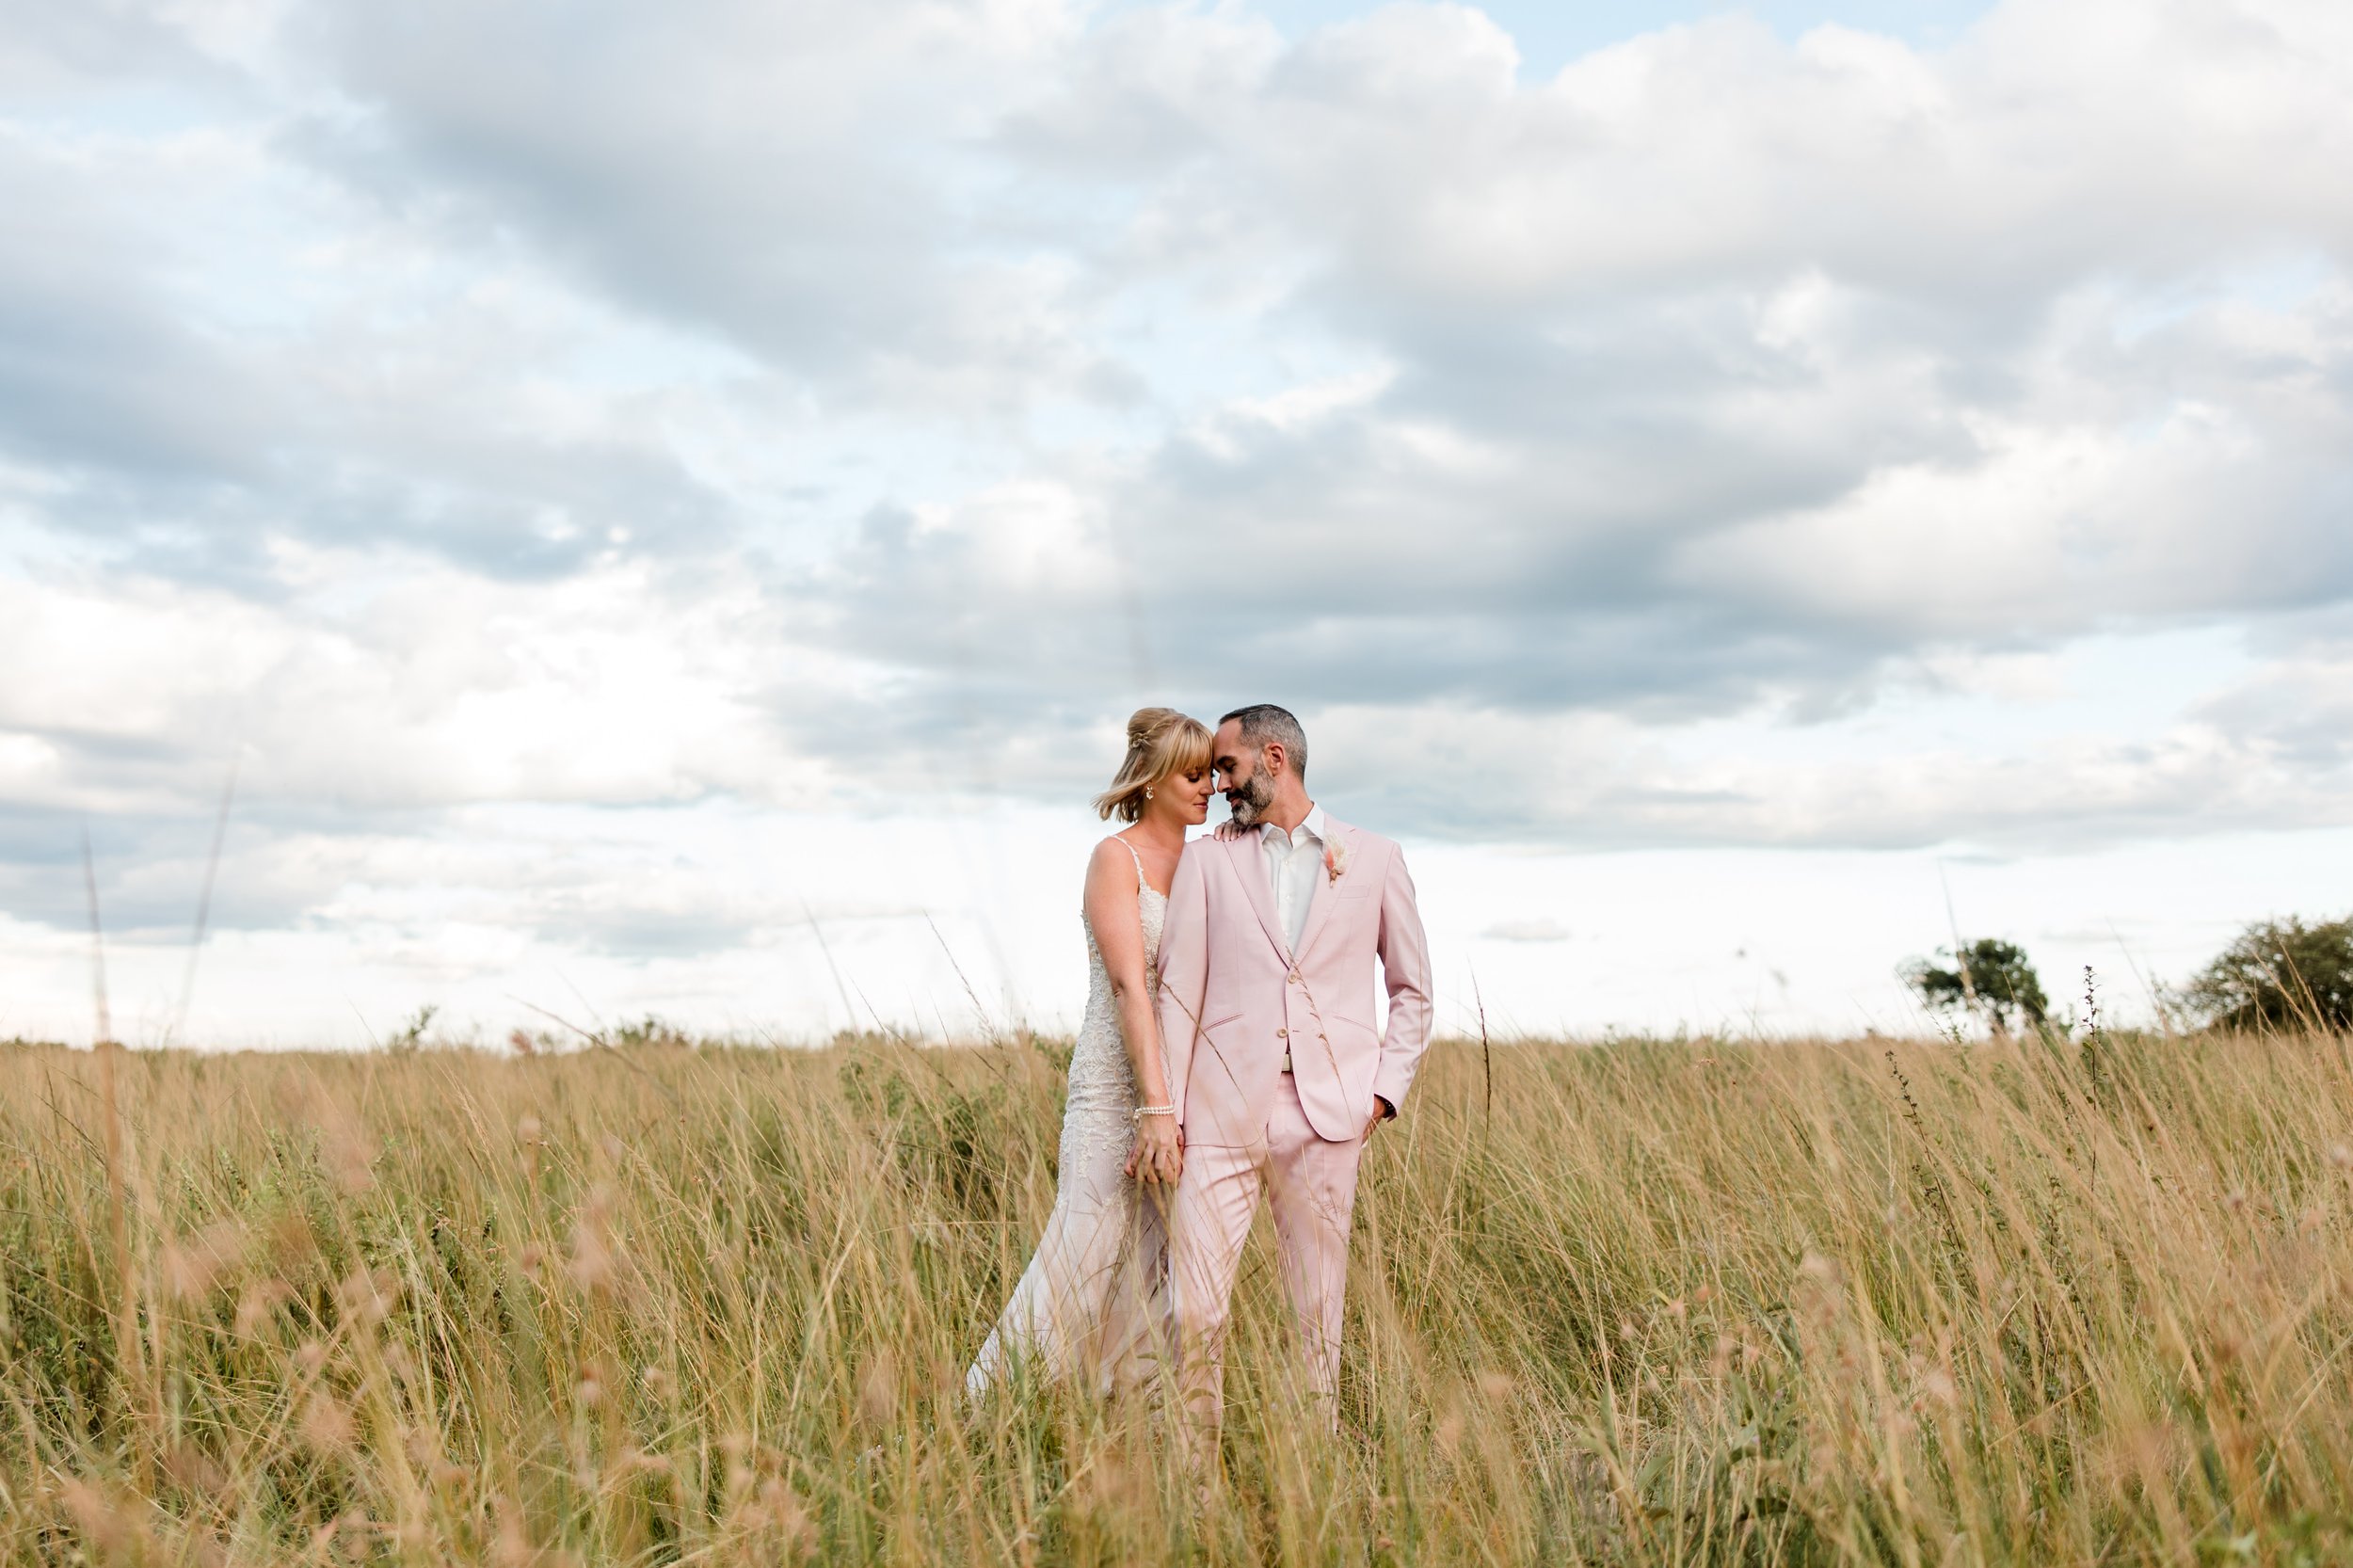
[1151,765,1215,827]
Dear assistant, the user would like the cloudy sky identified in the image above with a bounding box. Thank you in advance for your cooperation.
[6,0,2350,1048]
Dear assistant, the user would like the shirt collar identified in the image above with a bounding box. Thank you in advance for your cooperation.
[1259,802,1325,847]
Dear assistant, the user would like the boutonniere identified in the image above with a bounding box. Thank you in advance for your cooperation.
[1322,833,1351,886]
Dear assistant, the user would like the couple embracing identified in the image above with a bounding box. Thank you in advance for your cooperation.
[967,703,1433,1451]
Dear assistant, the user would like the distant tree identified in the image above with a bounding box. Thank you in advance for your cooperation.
[387,1004,439,1053]
[2183,916,2353,1032]
[1902,939,2049,1034]
[614,1014,694,1048]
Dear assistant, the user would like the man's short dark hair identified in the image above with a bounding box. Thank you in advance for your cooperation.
[1219,703,1308,781]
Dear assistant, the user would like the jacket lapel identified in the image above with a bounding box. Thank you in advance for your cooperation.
[1291,815,1352,961]
[1225,830,1292,959]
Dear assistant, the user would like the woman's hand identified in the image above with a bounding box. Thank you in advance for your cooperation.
[1125,1112,1184,1185]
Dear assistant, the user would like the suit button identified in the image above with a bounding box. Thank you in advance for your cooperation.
[1289,970,1301,984]
[1276,1028,1288,1038]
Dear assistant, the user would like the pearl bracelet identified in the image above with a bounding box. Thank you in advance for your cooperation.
[1129,1104,1176,1123]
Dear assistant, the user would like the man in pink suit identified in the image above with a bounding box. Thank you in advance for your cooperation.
[1153,703,1433,1449]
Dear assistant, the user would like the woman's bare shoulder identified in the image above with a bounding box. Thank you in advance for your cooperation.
[1085,834,1142,882]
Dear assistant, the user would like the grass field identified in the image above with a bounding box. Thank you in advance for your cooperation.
[6,1022,2353,1565]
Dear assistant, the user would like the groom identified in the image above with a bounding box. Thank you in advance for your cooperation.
[1153,703,1433,1447]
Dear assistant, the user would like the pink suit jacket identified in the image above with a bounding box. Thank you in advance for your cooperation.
[1154,814,1433,1146]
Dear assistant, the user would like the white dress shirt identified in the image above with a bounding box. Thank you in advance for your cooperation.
[1258,803,1326,954]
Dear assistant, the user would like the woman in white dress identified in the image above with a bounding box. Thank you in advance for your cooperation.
[967,707,1216,1397]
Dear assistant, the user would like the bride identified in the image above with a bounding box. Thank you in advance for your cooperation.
[967,707,1215,1397]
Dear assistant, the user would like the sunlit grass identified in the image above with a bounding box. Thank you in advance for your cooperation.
[6,1024,2353,1564]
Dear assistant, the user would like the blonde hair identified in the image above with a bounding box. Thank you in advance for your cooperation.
[1093,707,1212,823]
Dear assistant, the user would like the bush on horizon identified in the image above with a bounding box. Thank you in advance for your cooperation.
[2183,913,2353,1032]
[1898,937,2050,1033]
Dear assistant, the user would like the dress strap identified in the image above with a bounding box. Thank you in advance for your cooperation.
[1111,834,1147,882]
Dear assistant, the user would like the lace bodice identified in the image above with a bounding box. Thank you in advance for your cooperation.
[1080,888,1165,1053]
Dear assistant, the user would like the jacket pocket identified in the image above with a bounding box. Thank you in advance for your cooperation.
[1198,1010,1243,1035]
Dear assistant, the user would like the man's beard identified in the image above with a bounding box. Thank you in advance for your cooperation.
[1225,760,1275,828]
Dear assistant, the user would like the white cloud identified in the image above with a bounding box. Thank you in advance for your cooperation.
[4,0,2353,1038]
[0,552,824,826]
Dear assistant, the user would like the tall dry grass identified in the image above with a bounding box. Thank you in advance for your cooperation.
[5,1025,2353,1565]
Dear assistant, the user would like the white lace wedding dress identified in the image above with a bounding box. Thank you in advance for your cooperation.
[966,840,1173,1396]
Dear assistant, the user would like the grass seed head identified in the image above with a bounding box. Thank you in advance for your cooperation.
[300,1394,356,1454]
[335,1266,395,1327]
[234,1278,294,1336]
[59,1478,136,1555]
[161,1217,249,1300]
[568,1186,617,1290]
[859,1352,901,1426]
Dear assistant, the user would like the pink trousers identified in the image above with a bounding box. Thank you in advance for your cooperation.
[1169,1072,1367,1438]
